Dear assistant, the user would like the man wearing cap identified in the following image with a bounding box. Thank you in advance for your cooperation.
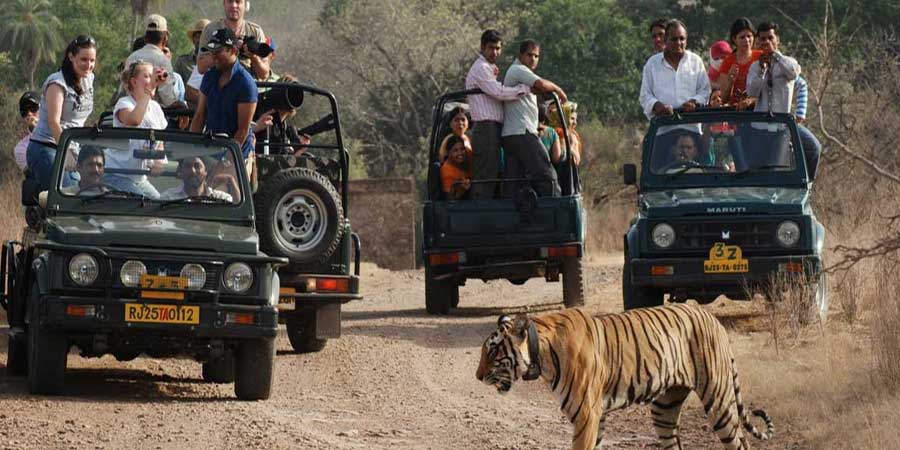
[124,14,181,108]
[13,92,39,171]
[197,0,270,81]
[175,18,210,83]
[190,28,258,163]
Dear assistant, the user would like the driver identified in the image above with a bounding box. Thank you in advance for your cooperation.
[671,134,699,163]
[162,156,233,202]
[62,146,106,195]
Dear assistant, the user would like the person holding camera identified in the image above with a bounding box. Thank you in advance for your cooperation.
[14,92,40,171]
[123,14,181,109]
[197,0,270,81]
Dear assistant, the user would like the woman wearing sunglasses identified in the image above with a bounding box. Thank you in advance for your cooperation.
[27,35,97,191]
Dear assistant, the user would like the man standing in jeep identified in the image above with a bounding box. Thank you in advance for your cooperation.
[197,0,270,81]
[465,29,532,200]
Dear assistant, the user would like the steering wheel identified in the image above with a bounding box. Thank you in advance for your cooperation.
[659,158,701,173]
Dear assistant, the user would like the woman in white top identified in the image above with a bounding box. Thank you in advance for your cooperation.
[107,60,169,198]
[27,35,97,191]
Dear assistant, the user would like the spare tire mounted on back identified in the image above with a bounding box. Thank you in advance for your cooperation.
[255,168,344,264]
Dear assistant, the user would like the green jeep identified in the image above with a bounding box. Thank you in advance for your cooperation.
[421,89,586,314]
[2,128,286,399]
[622,110,827,322]
[251,82,362,353]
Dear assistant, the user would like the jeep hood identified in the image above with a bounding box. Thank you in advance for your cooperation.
[46,215,258,254]
[641,187,808,217]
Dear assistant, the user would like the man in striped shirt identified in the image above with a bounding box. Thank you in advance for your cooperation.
[465,29,532,199]
[792,75,822,179]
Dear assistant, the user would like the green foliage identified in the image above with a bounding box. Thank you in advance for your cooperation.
[516,0,645,120]
[0,0,63,89]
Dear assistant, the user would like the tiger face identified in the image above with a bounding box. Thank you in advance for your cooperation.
[476,314,529,394]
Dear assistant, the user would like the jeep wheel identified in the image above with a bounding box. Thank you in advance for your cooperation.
[285,314,327,353]
[425,266,454,315]
[256,168,344,264]
[622,258,664,310]
[202,354,235,383]
[27,325,68,395]
[6,333,27,376]
[562,257,585,307]
[234,338,275,400]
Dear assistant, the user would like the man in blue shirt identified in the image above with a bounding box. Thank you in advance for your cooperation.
[191,27,258,159]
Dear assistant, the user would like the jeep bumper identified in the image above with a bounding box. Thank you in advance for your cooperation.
[277,273,361,311]
[630,254,822,294]
[37,295,278,339]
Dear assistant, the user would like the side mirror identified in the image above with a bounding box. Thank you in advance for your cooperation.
[623,163,637,185]
[21,178,39,206]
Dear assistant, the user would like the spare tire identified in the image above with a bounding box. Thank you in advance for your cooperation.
[255,168,344,264]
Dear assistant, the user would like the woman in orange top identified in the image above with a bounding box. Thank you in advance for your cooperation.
[717,17,761,109]
[440,135,473,200]
[437,106,472,163]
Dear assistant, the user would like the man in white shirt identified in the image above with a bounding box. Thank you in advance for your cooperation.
[464,29,531,200]
[162,156,233,202]
[638,19,710,168]
[124,14,181,109]
[501,40,568,198]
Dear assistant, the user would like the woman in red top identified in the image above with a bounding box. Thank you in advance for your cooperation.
[717,18,761,109]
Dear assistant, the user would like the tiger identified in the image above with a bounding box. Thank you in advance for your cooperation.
[475,303,774,450]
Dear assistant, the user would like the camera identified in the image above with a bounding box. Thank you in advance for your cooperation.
[157,70,169,81]
[242,35,273,58]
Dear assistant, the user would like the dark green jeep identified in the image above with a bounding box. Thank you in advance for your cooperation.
[421,90,586,314]
[2,128,285,399]
[622,111,827,321]
[251,82,361,353]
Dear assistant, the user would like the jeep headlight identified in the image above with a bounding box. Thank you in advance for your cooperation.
[777,221,801,247]
[180,263,207,290]
[224,262,253,293]
[120,260,147,287]
[69,253,99,286]
[651,223,676,249]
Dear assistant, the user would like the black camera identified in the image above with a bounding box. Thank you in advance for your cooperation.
[242,35,273,58]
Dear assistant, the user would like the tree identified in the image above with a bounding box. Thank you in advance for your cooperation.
[0,0,62,89]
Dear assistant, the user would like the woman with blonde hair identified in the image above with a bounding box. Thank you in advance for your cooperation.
[106,60,169,198]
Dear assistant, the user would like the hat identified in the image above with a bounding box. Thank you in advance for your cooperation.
[18,91,39,116]
[205,28,237,50]
[186,18,210,39]
[265,37,276,52]
[709,40,731,60]
[145,14,168,32]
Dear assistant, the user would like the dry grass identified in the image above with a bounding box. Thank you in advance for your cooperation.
[585,199,634,254]
[0,166,25,243]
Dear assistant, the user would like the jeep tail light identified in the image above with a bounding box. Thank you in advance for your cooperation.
[541,246,579,258]
[779,262,803,273]
[305,277,349,293]
[67,305,96,317]
[429,252,462,266]
[651,265,674,276]
[225,312,256,325]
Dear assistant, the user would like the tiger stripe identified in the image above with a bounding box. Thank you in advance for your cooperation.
[476,303,775,450]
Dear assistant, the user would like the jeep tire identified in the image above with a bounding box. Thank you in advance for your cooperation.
[202,354,235,383]
[285,314,327,353]
[622,258,664,310]
[27,326,67,395]
[425,265,455,315]
[255,168,344,264]
[562,257,585,307]
[6,333,27,376]
[801,270,829,325]
[234,338,275,400]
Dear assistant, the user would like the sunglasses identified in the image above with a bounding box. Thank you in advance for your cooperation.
[72,35,97,46]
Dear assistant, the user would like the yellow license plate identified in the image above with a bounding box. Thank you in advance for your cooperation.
[124,303,199,325]
[703,242,749,273]
[140,275,187,300]
[279,287,296,305]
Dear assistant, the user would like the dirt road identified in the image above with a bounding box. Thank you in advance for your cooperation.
[0,258,808,450]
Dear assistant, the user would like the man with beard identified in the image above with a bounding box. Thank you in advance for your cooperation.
[62,146,106,195]
[162,156,233,202]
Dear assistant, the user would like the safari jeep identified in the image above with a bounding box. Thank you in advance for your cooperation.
[622,110,827,322]
[1,127,286,399]
[252,82,362,352]
[422,90,585,314]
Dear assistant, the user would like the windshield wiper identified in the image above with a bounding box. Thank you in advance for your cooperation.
[81,188,147,204]
[161,195,232,208]
[665,164,721,178]
[734,164,792,176]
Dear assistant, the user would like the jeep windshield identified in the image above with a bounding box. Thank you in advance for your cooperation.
[645,114,804,185]
[55,132,243,206]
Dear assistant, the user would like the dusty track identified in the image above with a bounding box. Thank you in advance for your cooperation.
[0,257,807,450]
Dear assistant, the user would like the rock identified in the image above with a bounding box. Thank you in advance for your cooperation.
[336,430,359,437]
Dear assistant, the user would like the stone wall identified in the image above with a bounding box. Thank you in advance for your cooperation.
[347,178,417,270]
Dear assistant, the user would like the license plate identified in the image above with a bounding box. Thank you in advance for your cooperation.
[279,287,296,305]
[703,242,749,273]
[140,275,187,300]
[124,303,199,325]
